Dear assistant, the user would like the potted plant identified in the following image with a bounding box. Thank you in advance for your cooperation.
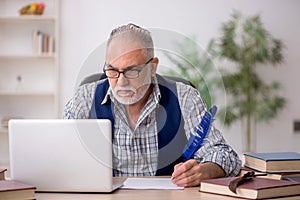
[163,36,221,109]
[212,11,286,152]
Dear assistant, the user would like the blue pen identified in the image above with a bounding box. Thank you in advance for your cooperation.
[182,105,217,161]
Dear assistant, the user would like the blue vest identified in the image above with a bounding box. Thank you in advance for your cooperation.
[89,75,187,175]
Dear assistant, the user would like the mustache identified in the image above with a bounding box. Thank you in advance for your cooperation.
[114,86,136,93]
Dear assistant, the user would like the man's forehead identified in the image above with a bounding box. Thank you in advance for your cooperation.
[106,41,146,63]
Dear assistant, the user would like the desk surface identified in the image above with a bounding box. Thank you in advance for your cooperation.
[35,187,300,200]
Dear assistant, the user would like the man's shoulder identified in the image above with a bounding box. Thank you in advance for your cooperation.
[155,75,198,100]
[157,75,195,91]
[175,81,204,106]
[175,81,198,94]
[76,79,108,98]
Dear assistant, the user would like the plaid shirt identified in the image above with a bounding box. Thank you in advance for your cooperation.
[63,76,241,176]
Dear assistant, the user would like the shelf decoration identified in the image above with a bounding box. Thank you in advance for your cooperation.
[33,30,55,54]
[15,75,23,91]
[19,2,45,15]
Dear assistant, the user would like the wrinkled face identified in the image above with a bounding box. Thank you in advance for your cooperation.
[105,41,158,105]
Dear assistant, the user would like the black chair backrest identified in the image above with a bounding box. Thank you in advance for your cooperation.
[80,73,195,88]
[80,73,107,86]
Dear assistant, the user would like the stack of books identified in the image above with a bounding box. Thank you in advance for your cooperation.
[0,169,6,180]
[0,168,36,200]
[199,152,300,199]
[32,30,55,55]
[244,151,300,182]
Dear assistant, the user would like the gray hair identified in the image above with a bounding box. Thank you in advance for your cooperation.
[106,23,154,58]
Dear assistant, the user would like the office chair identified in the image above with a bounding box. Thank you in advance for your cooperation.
[80,73,195,88]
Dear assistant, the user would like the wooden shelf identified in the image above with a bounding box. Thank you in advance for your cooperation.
[0,0,59,176]
[0,91,55,96]
[0,15,56,22]
[0,54,56,60]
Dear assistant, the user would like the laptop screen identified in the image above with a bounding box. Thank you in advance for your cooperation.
[9,119,123,192]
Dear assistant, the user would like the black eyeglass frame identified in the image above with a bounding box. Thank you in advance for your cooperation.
[103,58,154,79]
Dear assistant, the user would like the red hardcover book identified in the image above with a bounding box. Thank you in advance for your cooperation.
[0,180,36,200]
[200,177,300,199]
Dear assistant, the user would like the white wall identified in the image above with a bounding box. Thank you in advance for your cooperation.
[59,0,300,155]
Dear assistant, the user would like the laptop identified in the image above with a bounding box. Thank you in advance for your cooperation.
[8,119,125,193]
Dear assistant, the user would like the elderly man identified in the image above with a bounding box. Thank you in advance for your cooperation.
[64,23,241,187]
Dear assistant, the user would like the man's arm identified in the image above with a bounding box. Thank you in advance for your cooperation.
[63,82,96,119]
[175,83,242,187]
[171,127,241,187]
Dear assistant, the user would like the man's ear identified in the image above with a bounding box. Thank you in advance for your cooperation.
[151,57,159,77]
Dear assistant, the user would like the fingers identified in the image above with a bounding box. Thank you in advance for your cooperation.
[176,175,201,187]
[171,162,183,178]
[172,160,195,177]
[171,160,201,187]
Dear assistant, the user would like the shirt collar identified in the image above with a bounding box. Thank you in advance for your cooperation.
[101,87,113,105]
[152,76,161,105]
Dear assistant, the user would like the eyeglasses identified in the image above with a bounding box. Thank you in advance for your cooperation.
[103,58,153,79]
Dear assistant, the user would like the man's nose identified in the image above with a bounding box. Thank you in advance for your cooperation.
[117,73,129,86]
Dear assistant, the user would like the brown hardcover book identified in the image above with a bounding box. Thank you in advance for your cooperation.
[0,169,7,180]
[244,152,300,173]
[200,177,300,199]
[0,180,36,200]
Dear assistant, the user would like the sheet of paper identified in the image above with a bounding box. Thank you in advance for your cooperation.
[121,177,184,190]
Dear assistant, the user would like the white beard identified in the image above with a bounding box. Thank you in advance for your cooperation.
[112,84,150,105]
